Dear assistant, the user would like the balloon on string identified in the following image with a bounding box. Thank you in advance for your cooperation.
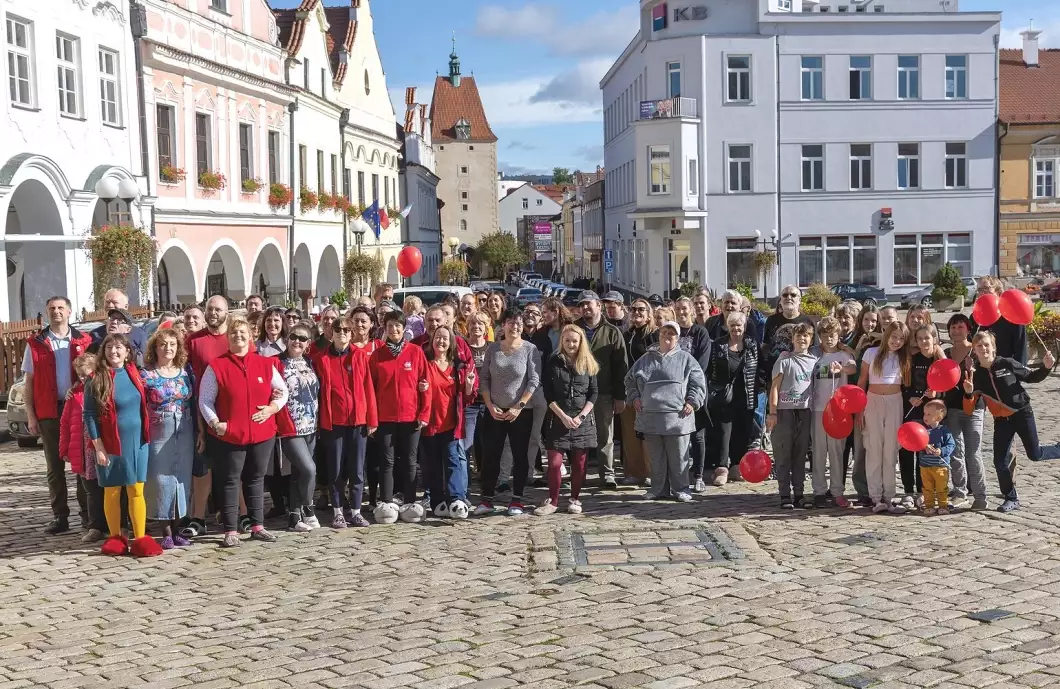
[897,421,930,452]
[972,293,1001,327]
[823,399,854,439]
[833,384,867,414]
[998,289,1034,326]
[926,358,961,392]
[740,449,772,484]
[396,246,422,278]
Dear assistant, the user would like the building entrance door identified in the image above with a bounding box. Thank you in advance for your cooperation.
[669,240,690,295]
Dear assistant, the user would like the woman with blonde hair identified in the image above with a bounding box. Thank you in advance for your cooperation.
[457,293,494,341]
[620,298,658,486]
[402,295,426,341]
[536,324,599,515]
[654,305,676,329]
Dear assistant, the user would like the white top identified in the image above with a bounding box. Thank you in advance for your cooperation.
[862,347,901,385]
[197,364,288,424]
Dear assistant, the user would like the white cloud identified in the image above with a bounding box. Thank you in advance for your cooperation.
[498,161,551,176]
[529,59,611,107]
[999,21,1060,49]
[474,3,638,58]
[574,144,604,163]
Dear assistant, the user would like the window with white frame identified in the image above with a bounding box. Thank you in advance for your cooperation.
[897,143,919,189]
[850,144,872,190]
[1036,159,1055,198]
[849,56,871,100]
[56,33,80,117]
[799,236,878,286]
[210,0,227,11]
[521,197,529,209]
[687,158,698,195]
[801,145,823,191]
[726,55,751,102]
[98,48,119,125]
[195,113,211,177]
[897,55,919,100]
[778,0,792,9]
[667,61,681,98]
[945,55,967,99]
[945,142,967,188]
[726,238,759,289]
[894,233,971,284]
[727,144,752,192]
[6,16,34,106]
[800,56,823,101]
[649,145,671,194]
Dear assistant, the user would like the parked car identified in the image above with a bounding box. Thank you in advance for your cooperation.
[561,289,586,307]
[514,288,543,306]
[1041,280,1060,302]
[391,285,472,308]
[901,276,979,309]
[831,283,888,306]
[6,376,35,447]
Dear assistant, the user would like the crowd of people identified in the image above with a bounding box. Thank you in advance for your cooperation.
[23,275,1060,556]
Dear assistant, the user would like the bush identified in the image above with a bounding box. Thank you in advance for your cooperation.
[679,280,701,298]
[802,283,840,310]
[733,283,754,301]
[751,300,772,315]
[931,263,968,302]
[801,301,832,317]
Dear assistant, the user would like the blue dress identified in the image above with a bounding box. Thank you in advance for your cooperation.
[84,368,149,488]
[142,368,194,519]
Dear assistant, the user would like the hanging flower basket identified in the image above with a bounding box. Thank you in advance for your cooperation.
[160,165,186,184]
[84,225,157,308]
[199,170,227,191]
[268,183,293,210]
[752,250,778,272]
[318,192,337,211]
[299,187,318,214]
[343,251,384,294]
[241,177,264,194]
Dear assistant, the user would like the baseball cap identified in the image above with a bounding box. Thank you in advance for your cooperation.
[660,320,681,334]
[107,308,132,325]
[378,299,398,311]
[578,290,600,304]
[602,291,624,304]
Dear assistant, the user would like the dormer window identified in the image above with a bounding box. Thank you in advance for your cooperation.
[455,118,471,140]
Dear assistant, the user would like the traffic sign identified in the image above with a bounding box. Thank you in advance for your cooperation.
[604,250,614,262]
[604,260,614,274]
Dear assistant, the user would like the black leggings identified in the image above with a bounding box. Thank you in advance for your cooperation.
[376,422,421,504]
[899,401,924,494]
[280,435,316,513]
[215,438,276,533]
[479,412,533,500]
[707,409,757,470]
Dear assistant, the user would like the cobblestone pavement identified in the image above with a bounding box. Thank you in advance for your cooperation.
[5,380,1060,688]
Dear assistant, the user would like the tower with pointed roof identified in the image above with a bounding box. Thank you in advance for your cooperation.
[429,40,499,260]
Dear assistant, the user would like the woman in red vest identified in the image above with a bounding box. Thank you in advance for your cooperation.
[198,317,290,548]
[83,334,162,557]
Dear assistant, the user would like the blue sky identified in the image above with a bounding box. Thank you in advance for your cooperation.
[272,0,1057,176]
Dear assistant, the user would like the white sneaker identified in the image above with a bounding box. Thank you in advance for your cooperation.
[900,494,915,509]
[399,503,425,523]
[418,498,432,512]
[693,478,707,493]
[641,478,652,488]
[567,500,583,514]
[434,503,450,518]
[534,500,558,516]
[449,501,469,519]
[887,503,907,515]
[373,502,399,524]
[560,463,568,478]
[289,520,312,533]
[872,501,889,514]
[304,515,321,530]
[676,492,693,503]
[473,502,495,516]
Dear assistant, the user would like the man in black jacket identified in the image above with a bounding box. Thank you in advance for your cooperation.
[577,291,628,489]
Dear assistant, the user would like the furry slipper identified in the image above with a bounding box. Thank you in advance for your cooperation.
[129,536,164,558]
[100,535,129,556]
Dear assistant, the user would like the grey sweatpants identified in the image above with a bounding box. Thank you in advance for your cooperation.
[773,409,811,499]
[945,408,986,501]
[812,410,847,497]
[645,433,691,497]
[593,395,616,481]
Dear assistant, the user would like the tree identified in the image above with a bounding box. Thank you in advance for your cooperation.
[475,231,527,278]
[552,167,573,184]
[439,258,469,285]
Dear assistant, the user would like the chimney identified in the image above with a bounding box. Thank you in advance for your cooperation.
[1022,28,1042,67]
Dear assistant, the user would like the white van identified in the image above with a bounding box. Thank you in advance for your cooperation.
[390,285,472,308]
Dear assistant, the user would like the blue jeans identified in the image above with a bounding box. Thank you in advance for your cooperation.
[320,425,367,510]
[755,392,766,428]
[463,403,483,453]
[423,429,468,507]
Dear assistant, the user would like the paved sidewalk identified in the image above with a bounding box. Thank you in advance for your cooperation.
[3,378,1060,688]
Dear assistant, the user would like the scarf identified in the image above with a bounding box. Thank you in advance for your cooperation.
[386,339,404,357]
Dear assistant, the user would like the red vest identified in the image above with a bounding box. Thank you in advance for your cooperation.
[313,345,378,430]
[208,351,280,445]
[27,326,92,420]
[97,363,150,457]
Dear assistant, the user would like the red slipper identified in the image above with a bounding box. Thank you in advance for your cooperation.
[129,536,164,558]
[100,535,128,556]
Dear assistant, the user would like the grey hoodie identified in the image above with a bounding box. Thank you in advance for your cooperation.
[623,345,706,436]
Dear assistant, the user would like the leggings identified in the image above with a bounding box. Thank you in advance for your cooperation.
[215,438,276,534]
[376,422,421,504]
[547,449,587,504]
[280,435,317,513]
[320,425,367,510]
[479,411,533,501]
[104,483,146,539]
[899,401,924,494]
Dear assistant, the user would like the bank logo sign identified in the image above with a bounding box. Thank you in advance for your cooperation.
[653,2,709,31]
[652,3,668,31]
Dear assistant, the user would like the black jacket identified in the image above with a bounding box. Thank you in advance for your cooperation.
[530,327,557,363]
[705,312,763,345]
[706,335,759,411]
[966,357,1052,416]
[678,323,713,372]
[970,314,1028,365]
[625,326,659,367]
[541,353,599,451]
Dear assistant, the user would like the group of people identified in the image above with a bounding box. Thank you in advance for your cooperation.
[25,275,1059,556]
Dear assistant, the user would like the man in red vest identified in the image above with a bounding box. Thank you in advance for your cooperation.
[23,296,93,534]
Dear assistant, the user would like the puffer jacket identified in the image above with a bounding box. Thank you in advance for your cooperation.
[59,382,88,476]
[623,346,706,436]
[705,335,759,411]
[541,352,598,451]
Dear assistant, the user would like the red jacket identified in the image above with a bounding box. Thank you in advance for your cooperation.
[208,351,281,445]
[26,326,93,420]
[412,331,474,370]
[313,345,378,430]
[59,382,87,475]
[96,363,150,457]
[370,343,431,425]
[423,360,479,439]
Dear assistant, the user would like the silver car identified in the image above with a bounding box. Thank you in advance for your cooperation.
[7,376,37,448]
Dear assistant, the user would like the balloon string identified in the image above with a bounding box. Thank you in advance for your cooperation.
[1029,324,1048,353]
[904,393,927,419]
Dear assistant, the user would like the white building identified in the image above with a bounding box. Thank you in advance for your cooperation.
[499,185,562,236]
[601,0,1000,298]
[400,87,442,286]
[0,0,151,320]
[498,178,527,200]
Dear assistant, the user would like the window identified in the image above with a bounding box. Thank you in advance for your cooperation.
[357,171,365,205]
[727,144,752,192]
[667,61,681,98]
[945,142,967,188]
[461,191,468,200]
[800,56,823,101]
[649,145,671,194]
[1036,160,1055,198]
[874,5,885,10]
[687,158,698,195]
[267,131,280,184]
[384,175,390,205]
[778,0,792,8]
[897,143,919,189]
[799,236,878,286]
[298,145,307,189]
[343,168,350,200]
[897,55,919,100]
[459,165,468,175]
[521,197,529,209]
[156,104,174,171]
[726,238,758,289]
[850,144,872,190]
[455,118,471,140]
[855,3,866,10]
[459,219,467,232]
[536,199,543,206]
[98,48,119,125]
[726,55,751,102]
[316,150,324,194]
[56,34,80,116]
[195,113,211,177]
[371,173,378,202]
[210,0,227,11]
[331,155,338,196]
[838,4,848,10]
[801,145,823,191]
[894,233,970,285]
[945,55,967,99]
[461,204,468,211]
[238,123,252,183]
[6,16,34,106]
[849,56,871,100]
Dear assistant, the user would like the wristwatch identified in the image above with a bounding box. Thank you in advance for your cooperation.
[576,414,585,423]
[516,401,526,410]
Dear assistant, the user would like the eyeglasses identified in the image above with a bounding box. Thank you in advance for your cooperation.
[782,292,799,298]
[524,310,541,317]
[333,327,352,334]
[630,306,649,313]
[288,334,310,343]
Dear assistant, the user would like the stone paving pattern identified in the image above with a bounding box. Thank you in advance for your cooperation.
[4,376,1060,688]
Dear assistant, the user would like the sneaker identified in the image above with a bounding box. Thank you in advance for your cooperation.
[713,467,729,487]
[872,501,889,514]
[857,496,873,508]
[331,513,347,529]
[344,508,357,523]
[304,514,321,530]
[644,492,664,501]
[250,528,277,542]
[496,482,511,494]
[914,495,925,511]
[374,502,399,524]
[180,519,206,538]
[507,500,525,516]
[238,515,251,534]
[531,478,548,488]
[949,496,971,510]
[693,477,707,493]
[925,507,938,516]
[160,536,176,550]
[474,501,495,516]
[434,503,451,518]
[604,478,619,490]
[936,507,950,515]
[780,497,794,509]
[971,498,989,510]
[900,495,915,509]
[728,465,744,483]
[172,534,192,547]
[288,515,312,533]
[834,496,852,509]
[813,495,828,509]
[221,533,241,548]
[80,528,105,544]
[798,496,813,509]
[641,477,652,488]
[567,500,583,514]
[349,513,370,527]
[399,503,425,523]
[621,477,641,486]
[824,492,836,508]
[450,501,469,519]
[887,503,907,515]
[997,499,1021,513]
[44,518,70,535]
[675,492,693,503]
[534,500,557,516]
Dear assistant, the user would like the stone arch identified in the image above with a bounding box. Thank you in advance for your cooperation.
[293,243,313,293]
[316,245,341,300]
[157,240,198,307]
[386,255,399,284]
[4,178,69,319]
[250,238,287,305]
[355,145,368,162]
[203,239,247,302]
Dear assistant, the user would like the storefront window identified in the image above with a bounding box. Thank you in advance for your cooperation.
[894,233,970,285]
[798,237,822,286]
[798,235,878,286]
[727,238,758,289]
[1016,234,1060,276]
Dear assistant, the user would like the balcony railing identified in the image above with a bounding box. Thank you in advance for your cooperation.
[638,97,698,120]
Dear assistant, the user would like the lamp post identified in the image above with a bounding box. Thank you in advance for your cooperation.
[448,235,460,258]
[94,177,140,226]
[753,228,780,300]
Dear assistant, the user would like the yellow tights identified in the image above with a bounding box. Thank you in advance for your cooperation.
[103,483,146,540]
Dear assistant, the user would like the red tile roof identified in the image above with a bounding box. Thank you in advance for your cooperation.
[1000,48,1060,125]
[273,0,358,89]
[532,184,572,204]
[429,76,497,143]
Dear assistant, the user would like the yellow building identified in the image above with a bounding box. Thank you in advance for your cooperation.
[999,33,1060,277]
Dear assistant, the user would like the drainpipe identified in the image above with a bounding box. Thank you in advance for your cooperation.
[773,35,783,298]
[130,0,157,307]
[340,108,349,263]
[288,100,298,304]
[994,33,1003,277]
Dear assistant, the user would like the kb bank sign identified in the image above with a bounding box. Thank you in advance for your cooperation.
[652,2,708,31]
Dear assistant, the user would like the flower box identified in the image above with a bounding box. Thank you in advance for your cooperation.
[199,170,227,191]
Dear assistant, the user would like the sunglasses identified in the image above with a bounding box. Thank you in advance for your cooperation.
[782,292,799,298]
[288,334,310,343]
[630,306,649,313]
[333,327,352,334]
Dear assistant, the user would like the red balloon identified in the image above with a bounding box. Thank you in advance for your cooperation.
[998,289,1034,326]
[833,384,867,415]
[396,246,422,278]
[823,400,854,439]
[926,358,961,393]
[972,293,1001,327]
[740,449,772,484]
[897,421,930,452]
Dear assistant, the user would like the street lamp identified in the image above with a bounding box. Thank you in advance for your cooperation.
[95,177,140,226]
[448,235,460,258]
[752,229,781,300]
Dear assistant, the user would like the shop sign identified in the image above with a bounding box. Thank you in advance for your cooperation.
[1018,233,1060,245]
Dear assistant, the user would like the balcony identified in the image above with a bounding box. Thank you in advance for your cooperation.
[638,97,698,120]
